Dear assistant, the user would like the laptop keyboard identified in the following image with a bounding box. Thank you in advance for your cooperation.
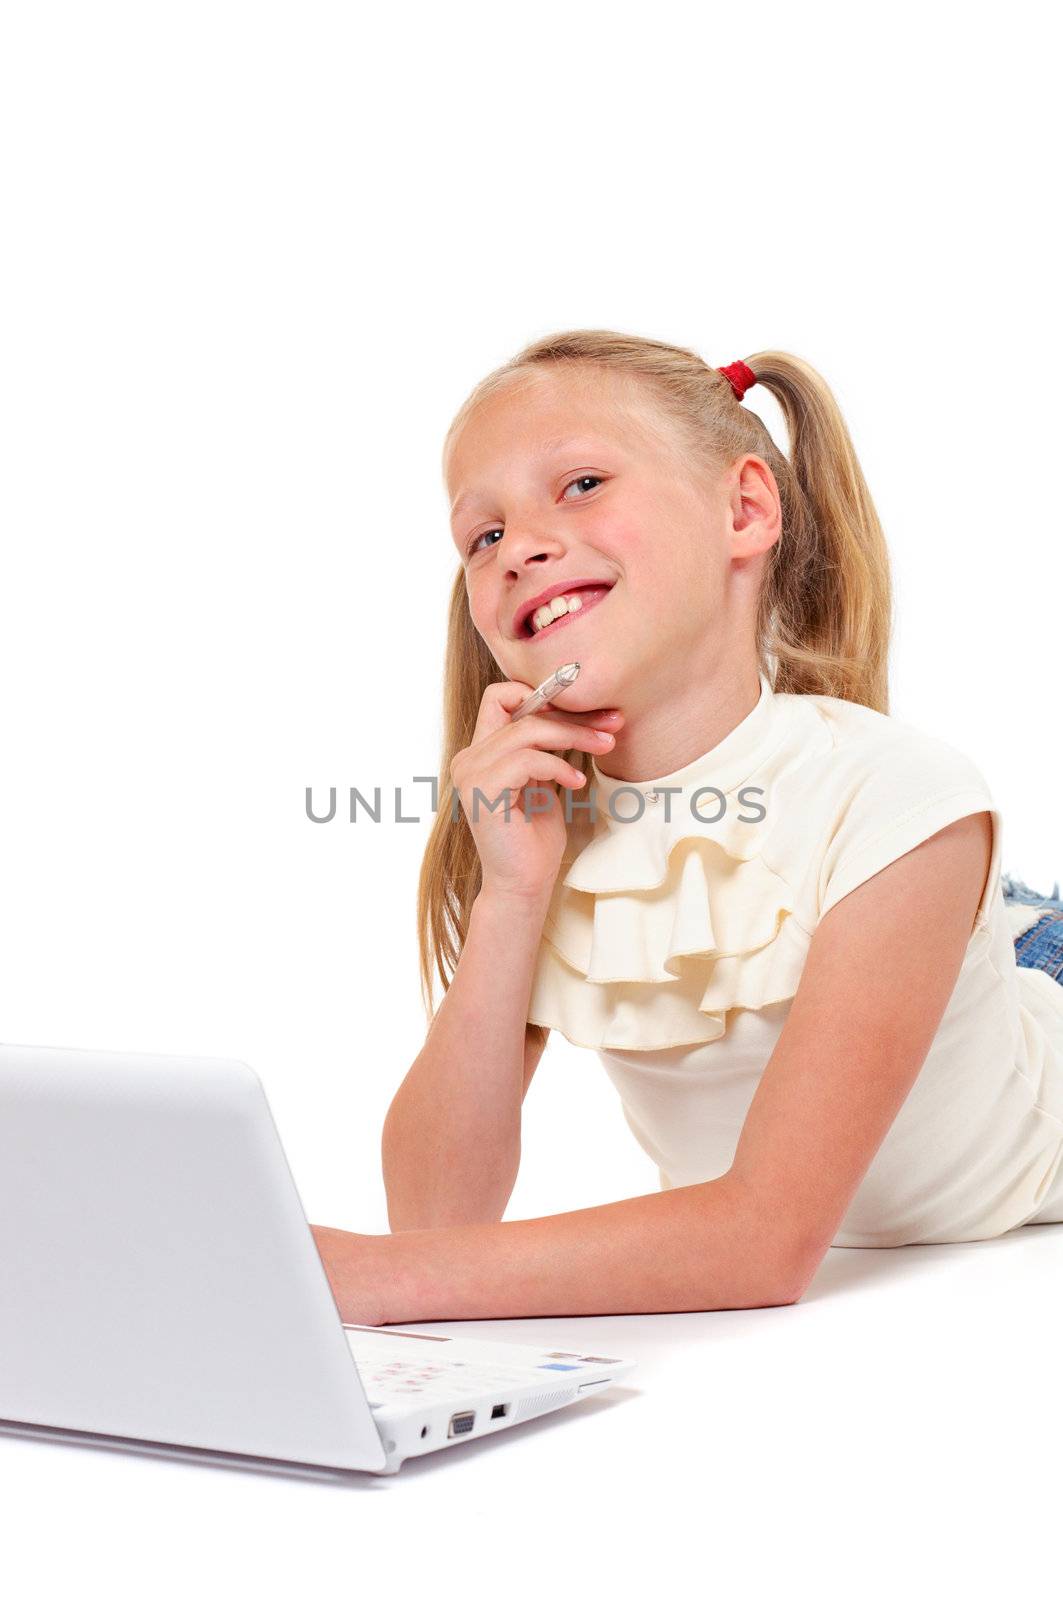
[345,1335,547,1411]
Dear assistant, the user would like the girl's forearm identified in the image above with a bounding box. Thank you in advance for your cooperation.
[381,885,552,1231]
[372,1175,809,1323]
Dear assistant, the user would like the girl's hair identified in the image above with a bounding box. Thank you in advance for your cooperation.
[417,329,893,1030]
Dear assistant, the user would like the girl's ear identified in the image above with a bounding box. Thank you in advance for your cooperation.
[728,454,782,559]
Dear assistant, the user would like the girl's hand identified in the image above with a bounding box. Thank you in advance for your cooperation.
[309,1224,391,1327]
[450,680,623,902]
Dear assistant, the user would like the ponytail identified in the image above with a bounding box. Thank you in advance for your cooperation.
[745,350,893,713]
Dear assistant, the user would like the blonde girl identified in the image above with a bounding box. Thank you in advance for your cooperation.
[310,331,1063,1326]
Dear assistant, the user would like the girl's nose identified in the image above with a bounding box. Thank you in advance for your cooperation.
[500,527,567,570]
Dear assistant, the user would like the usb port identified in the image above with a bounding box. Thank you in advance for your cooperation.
[490,1403,509,1419]
[448,1411,476,1436]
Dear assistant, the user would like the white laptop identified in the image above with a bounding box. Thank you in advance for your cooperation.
[0,1042,635,1476]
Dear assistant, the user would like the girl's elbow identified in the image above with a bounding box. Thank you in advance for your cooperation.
[722,1173,826,1305]
[778,1239,830,1304]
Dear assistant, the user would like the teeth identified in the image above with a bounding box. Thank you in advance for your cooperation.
[531,591,584,633]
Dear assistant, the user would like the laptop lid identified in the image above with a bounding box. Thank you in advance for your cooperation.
[0,1042,387,1472]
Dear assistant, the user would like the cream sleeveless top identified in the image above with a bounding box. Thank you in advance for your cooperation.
[526,672,1063,1246]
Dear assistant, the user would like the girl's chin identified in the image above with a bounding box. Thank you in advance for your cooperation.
[499,643,634,707]
[545,654,630,710]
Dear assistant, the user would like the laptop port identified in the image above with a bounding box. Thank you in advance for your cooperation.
[490,1404,509,1419]
[448,1411,476,1437]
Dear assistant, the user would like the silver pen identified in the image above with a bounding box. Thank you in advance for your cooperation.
[509,661,581,722]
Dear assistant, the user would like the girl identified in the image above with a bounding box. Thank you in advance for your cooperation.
[310,330,1063,1327]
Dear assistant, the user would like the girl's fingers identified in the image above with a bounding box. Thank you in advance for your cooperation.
[513,702,624,729]
[473,680,622,742]
[454,711,613,792]
[472,680,544,740]
[479,750,588,797]
[453,737,602,794]
[495,712,616,752]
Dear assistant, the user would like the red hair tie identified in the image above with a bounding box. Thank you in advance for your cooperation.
[717,360,757,401]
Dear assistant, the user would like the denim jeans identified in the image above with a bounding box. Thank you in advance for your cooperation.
[1001,872,1063,984]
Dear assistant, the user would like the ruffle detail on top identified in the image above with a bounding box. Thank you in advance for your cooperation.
[526,673,816,1051]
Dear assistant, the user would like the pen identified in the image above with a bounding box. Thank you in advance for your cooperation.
[509,661,581,722]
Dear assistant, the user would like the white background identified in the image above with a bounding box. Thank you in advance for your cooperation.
[1,2,1059,1594]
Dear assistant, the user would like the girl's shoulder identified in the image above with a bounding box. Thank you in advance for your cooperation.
[768,691,998,927]
[774,688,991,800]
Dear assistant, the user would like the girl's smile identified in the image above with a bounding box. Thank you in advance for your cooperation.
[520,581,614,642]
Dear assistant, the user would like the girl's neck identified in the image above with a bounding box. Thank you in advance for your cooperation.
[593,665,766,785]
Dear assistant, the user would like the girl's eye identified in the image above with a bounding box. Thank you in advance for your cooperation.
[562,473,604,502]
[466,474,604,557]
[468,527,504,556]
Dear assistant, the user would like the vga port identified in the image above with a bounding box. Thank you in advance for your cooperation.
[448,1410,476,1437]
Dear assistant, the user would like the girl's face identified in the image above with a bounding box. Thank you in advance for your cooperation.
[446,366,776,716]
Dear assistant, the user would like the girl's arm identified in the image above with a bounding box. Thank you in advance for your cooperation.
[381,885,552,1231]
[725,809,994,1276]
[332,811,991,1323]
[380,678,614,1233]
